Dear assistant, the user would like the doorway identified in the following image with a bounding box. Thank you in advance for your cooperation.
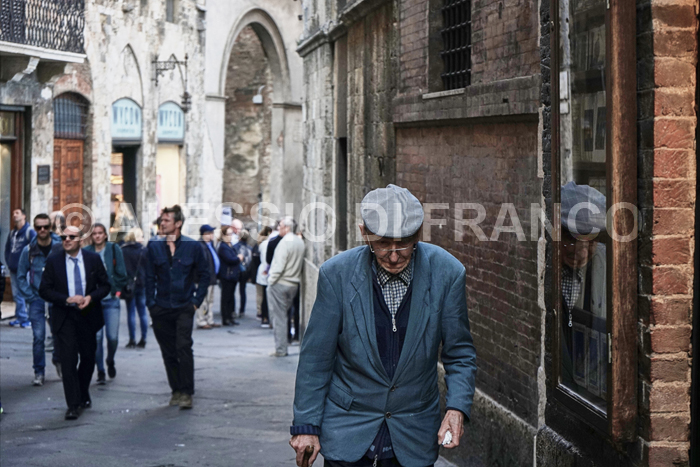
[110,145,139,241]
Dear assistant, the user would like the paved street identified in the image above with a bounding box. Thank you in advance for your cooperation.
[0,284,305,467]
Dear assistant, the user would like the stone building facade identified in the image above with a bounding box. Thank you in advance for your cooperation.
[298,0,699,466]
[1,0,212,241]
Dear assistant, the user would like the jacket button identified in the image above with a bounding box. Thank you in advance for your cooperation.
[390,386,397,392]
[386,412,391,419]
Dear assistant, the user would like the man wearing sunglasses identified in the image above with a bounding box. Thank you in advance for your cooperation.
[39,225,111,420]
[16,214,63,386]
[290,185,477,467]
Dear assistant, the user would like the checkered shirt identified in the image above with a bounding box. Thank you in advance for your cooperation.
[373,257,414,321]
[562,265,583,310]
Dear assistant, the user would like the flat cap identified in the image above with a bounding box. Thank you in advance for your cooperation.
[199,224,215,235]
[561,181,607,237]
[361,184,424,238]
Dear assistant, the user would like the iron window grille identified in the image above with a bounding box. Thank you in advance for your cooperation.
[0,0,85,54]
[440,0,472,90]
[54,93,88,140]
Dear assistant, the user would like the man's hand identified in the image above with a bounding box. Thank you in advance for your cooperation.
[67,295,83,305]
[289,434,320,466]
[78,295,92,310]
[437,409,464,449]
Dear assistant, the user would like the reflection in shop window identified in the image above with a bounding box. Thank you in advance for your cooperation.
[558,0,609,414]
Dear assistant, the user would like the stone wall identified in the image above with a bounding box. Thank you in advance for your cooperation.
[222,26,273,220]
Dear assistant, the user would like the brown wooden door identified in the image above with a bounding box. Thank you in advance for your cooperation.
[53,139,84,214]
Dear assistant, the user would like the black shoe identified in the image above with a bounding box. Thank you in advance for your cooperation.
[107,361,116,379]
[79,399,91,409]
[96,372,106,385]
[65,408,80,420]
[125,340,136,349]
[136,339,146,349]
[232,320,240,326]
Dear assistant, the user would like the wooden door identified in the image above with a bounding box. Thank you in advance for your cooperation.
[53,138,84,216]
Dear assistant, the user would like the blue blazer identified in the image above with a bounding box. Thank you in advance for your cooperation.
[293,243,477,466]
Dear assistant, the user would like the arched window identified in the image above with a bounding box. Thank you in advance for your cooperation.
[54,93,89,139]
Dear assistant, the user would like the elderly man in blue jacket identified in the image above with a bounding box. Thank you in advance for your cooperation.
[290,185,477,467]
[145,205,210,410]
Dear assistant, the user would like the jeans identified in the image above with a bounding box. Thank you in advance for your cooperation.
[95,297,120,373]
[126,288,148,342]
[9,271,28,323]
[27,299,46,374]
[151,305,195,395]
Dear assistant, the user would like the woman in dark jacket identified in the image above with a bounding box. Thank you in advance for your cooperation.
[121,228,148,348]
[217,226,242,326]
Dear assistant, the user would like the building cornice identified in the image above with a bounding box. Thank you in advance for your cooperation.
[0,41,85,63]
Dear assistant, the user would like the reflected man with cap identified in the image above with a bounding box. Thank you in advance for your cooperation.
[290,184,477,467]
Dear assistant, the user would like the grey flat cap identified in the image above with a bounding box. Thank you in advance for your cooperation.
[561,181,607,236]
[361,184,424,238]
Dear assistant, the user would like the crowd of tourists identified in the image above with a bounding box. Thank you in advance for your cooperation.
[1,206,305,419]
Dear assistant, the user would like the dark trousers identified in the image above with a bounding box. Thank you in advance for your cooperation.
[55,317,97,409]
[238,275,247,314]
[324,458,428,467]
[287,286,300,342]
[220,279,237,324]
[151,306,195,395]
[260,285,269,324]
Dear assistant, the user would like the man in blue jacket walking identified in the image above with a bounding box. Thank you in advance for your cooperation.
[5,208,36,328]
[145,205,210,410]
[17,214,63,386]
[290,185,477,467]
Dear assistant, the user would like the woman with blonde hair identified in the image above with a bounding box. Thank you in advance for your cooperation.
[121,228,148,348]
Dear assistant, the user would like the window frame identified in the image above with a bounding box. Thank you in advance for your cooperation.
[550,0,637,443]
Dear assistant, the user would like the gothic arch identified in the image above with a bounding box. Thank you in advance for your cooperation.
[119,45,144,106]
[219,9,291,103]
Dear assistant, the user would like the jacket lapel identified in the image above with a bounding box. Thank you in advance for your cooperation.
[350,246,390,383]
[393,243,432,382]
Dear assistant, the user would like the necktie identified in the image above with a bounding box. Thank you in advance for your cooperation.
[71,257,83,296]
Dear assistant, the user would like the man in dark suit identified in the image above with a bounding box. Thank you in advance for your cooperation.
[39,225,111,420]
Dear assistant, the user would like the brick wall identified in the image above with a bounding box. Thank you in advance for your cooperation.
[398,0,540,95]
[223,26,273,219]
[637,0,698,465]
[396,122,542,425]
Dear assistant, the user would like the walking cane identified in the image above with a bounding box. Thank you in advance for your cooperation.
[301,445,314,467]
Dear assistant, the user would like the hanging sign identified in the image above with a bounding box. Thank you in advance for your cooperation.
[111,98,142,143]
[157,102,185,143]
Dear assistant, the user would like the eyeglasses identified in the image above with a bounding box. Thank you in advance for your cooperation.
[60,234,79,241]
[365,235,416,258]
[35,225,51,231]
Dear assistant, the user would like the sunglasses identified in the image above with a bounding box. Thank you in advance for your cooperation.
[35,225,51,231]
[60,234,80,241]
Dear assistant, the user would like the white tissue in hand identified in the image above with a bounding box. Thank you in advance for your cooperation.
[442,431,452,446]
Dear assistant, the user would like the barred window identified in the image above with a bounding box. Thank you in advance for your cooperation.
[440,0,471,90]
[54,93,89,140]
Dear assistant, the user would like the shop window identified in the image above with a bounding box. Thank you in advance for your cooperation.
[553,0,637,441]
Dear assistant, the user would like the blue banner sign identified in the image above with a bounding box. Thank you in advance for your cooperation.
[157,102,185,143]
[111,98,142,143]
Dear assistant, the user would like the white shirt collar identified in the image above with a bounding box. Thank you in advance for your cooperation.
[66,249,83,262]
